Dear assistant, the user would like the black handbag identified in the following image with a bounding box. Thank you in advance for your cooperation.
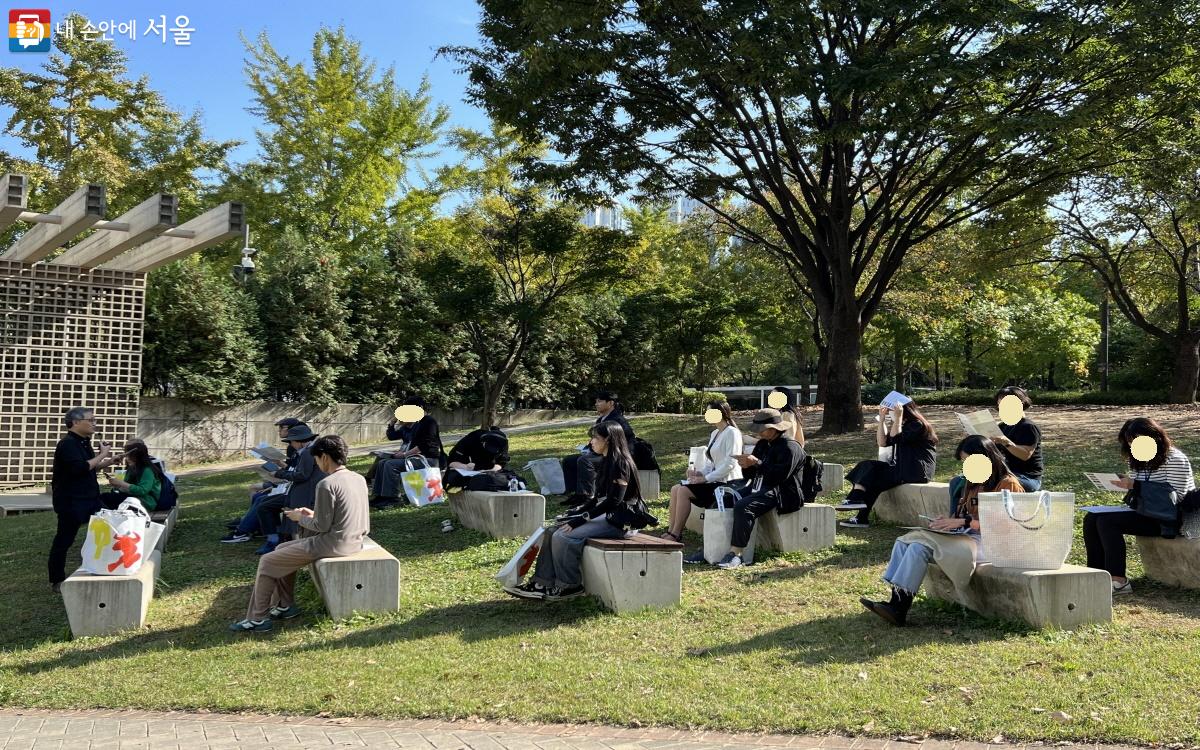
[1123,480,1180,523]
[606,497,659,530]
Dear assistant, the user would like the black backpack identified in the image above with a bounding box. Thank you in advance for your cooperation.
[156,473,178,511]
[799,455,824,503]
[632,437,659,470]
[465,468,524,492]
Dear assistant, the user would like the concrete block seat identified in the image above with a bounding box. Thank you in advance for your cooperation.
[1137,536,1200,590]
[924,563,1112,629]
[684,506,760,564]
[758,504,836,553]
[637,469,661,501]
[309,537,400,620]
[449,490,545,539]
[149,506,179,552]
[582,533,683,613]
[61,549,163,637]
[817,463,845,496]
[0,492,53,517]
[872,482,952,527]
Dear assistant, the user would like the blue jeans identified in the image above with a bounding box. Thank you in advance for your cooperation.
[882,538,934,595]
[236,490,271,534]
[1016,474,1041,492]
[531,518,625,589]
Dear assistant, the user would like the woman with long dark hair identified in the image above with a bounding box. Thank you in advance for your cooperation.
[505,421,643,601]
[1083,418,1196,595]
[103,440,165,511]
[660,401,742,544]
[860,435,1022,626]
[838,400,938,529]
[771,386,805,445]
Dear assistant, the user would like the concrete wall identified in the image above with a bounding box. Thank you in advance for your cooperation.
[137,398,591,466]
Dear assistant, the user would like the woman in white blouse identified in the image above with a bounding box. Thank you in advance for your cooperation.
[660,402,743,543]
[1083,417,1197,595]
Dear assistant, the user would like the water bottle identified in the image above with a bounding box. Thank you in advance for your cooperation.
[508,476,520,493]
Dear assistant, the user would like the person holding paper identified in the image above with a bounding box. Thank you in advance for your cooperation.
[253,424,325,554]
[560,390,636,504]
[838,401,938,528]
[230,435,369,633]
[991,387,1044,491]
[659,401,743,545]
[101,441,164,511]
[860,435,1022,626]
[371,396,446,508]
[1083,418,1196,595]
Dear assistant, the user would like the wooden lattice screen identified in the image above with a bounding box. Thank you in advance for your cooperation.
[0,259,144,487]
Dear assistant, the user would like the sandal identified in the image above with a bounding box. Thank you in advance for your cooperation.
[659,530,683,542]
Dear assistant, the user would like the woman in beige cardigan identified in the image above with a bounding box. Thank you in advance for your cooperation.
[230,435,370,633]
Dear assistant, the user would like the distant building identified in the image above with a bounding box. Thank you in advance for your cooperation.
[668,195,705,224]
[581,203,624,230]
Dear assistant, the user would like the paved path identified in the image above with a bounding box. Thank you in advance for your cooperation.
[0,708,1121,750]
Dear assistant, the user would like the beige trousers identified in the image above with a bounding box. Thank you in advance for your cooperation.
[246,539,319,621]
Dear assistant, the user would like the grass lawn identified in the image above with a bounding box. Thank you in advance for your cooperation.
[1,407,1198,744]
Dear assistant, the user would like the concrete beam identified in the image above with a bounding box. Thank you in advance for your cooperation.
[101,202,244,272]
[0,174,29,233]
[0,183,105,262]
[51,194,177,268]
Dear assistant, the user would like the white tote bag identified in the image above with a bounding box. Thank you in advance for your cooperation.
[400,457,446,507]
[696,486,757,564]
[495,527,546,587]
[524,458,566,496]
[978,489,1074,569]
[81,498,156,576]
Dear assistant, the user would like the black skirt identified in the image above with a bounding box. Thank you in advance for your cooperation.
[684,482,727,509]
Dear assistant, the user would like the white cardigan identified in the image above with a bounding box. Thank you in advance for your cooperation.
[703,424,744,483]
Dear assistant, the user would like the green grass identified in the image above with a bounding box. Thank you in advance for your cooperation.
[1,413,1198,744]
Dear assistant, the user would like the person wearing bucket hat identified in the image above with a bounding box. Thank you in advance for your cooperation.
[250,424,325,555]
[706,408,805,570]
[222,419,308,543]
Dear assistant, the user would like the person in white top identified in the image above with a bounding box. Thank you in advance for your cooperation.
[660,401,743,542]
[1083,417,1197,596]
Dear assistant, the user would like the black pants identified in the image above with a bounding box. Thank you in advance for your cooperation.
[48,501,98,585]
[256,494,289,537]
[1083,509,1163,578]
[732,491,780,549]
[561,452,604,496]
[846,460,907,524]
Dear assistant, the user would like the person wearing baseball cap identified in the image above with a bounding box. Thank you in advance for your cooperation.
[709,408,806,570]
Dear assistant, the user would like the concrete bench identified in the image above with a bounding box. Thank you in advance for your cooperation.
[582,533,682,613]
[61,549,162,637]
[449,490,545,539]
[638,469,661,500]
[1137,536,1200,590]
[684,506,760,564]
[924,563,1112,629]
[873,482,951,526]
[0,493,53,517]
[818,463,844,496]
[309,537,400,620]
[149,506,178,552]
[757,504,836,553]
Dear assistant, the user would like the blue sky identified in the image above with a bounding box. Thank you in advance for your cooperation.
[2,1,491,199]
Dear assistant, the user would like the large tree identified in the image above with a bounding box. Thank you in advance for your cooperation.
[449,0,1183,431]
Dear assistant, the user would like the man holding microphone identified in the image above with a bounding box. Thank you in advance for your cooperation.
[48,407,121,592]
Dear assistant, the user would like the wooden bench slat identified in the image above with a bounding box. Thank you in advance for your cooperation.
[586,533,682,551]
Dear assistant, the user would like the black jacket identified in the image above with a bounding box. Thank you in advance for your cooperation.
[51,432,101,511]
[598,409,635,443]
[273,445,327,510]
[447,427,508,468]
[886,419,937,484]
[743,435,807,513]
[409,416,445,469]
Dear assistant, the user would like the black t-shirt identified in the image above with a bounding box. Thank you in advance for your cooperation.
[51,432,100,508]
[999,418,1043,479]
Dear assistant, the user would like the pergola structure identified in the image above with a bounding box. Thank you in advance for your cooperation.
[0,173,245,487]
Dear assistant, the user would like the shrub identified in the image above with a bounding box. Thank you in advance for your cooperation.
[679,388,729,414]
[912,388,1170,406]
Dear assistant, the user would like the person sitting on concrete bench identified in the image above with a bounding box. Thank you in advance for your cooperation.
[1083,417,1196,596]
[222,421,305,544]
[445,427,510,490]
[560,390,635,505]
[48,406,121,593]
[229,435,370,633]
[254,424,325,555]
[505,421,644,601]
[660,401,742,543]
[100,440,164,511]
[370,396,445,509]
[709,408,805,570]
[860,435,1022,627]
[838,400,938,529]
[991,386,1044,492]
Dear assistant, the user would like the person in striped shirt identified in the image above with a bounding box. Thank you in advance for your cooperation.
[1083,417,1196,595]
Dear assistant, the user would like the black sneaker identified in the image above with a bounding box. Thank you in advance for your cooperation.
[839,518,870,529]
[545,585,586,601]
[269,604,303,620]
[220,532,251,543]
[503,581,547,600]
[228,618,272,633]
[683,549,708,565]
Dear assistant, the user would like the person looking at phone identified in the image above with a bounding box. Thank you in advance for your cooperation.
[230,435,369,633]
[837,400,938,529]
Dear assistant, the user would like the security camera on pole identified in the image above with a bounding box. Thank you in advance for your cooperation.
[232,223,257,284]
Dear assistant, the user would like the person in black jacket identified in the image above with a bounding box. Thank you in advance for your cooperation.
[837,400,938,529]
[709,408,806,570]
[447,427,509,470]
[561,390,635,503]
[505,421,640,601]
[48,406,120,591]
[253,424,325,554]
[371,396,445,508]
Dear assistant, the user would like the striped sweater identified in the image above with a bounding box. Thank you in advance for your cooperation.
[1131,447,1198,538]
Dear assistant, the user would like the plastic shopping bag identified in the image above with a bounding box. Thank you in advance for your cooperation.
[400,457,445,507]
[495,527,546,587]
[81,498,155,576]
[524,458,566,496]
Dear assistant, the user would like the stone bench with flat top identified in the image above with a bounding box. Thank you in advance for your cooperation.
[1137,536,1200,590]
[449,490,545,539]
[924,562,1112,629]
[582,533,682,613]
[309,536,401,620]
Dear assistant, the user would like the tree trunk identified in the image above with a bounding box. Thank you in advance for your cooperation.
[816,345,829,406]
[1047,361,1056,390]
[1099,295,1110,392]
[1169,333,1200,404]
[963,328,978,388]
[819,304,863,434]
[481,381,502,429]
[894,342,904,391]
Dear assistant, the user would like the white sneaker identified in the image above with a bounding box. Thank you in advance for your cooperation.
[1112,580,1133,595]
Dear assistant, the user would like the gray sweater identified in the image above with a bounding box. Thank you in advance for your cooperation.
[296,467,371,558]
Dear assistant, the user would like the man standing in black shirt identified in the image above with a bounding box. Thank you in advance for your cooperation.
[48,406,120,591]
